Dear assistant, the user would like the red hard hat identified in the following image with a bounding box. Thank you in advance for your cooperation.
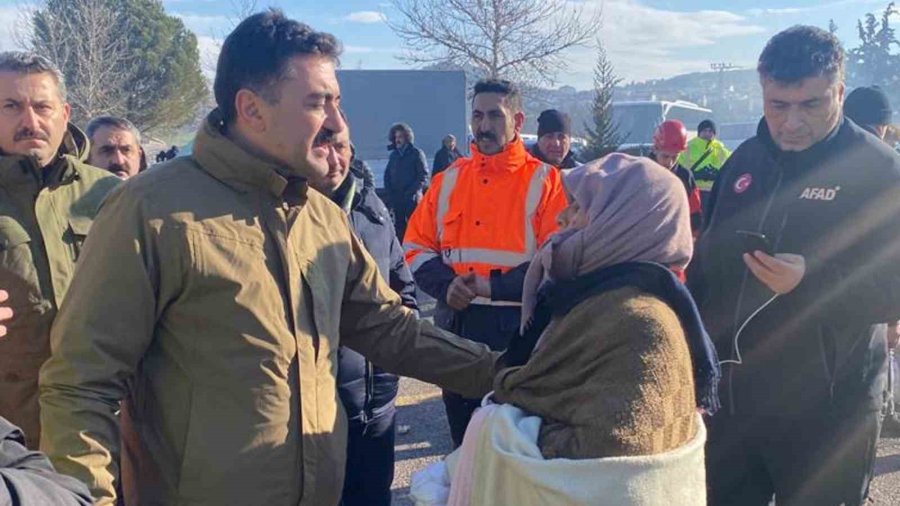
[652,120,688,153]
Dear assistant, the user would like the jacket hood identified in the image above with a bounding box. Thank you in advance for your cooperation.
[389,123,415,146]
[192,108,298,198]
[61,123,90,162]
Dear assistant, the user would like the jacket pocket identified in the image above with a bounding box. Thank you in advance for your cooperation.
[301,262,338,360]
[0,219,42,308]
[67,215,93,261]
[438,210,464,263]
[0,219,30,251]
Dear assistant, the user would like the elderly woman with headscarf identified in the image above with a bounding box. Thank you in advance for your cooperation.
[411,153,720,506]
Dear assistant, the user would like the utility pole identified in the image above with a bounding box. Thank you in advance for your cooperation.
[710,62,739,95]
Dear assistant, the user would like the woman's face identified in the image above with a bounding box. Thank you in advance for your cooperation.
[557,200,589,231]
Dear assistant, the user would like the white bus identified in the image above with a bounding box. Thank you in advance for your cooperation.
[612,100,714,155]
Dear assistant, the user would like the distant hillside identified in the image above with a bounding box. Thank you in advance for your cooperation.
[522,69,763,137]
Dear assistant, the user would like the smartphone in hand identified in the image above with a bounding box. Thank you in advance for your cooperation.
[736,230,774,255]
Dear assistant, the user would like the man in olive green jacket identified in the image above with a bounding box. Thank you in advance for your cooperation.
[0,52,118,450]
[39,11,499,506]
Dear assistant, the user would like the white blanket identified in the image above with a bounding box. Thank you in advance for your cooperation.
[410,404,707,506]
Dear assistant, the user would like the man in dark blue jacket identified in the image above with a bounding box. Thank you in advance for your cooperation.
[384,123,428,241]
[1,416,92,505]
[308,124,419,506]
[1,296,87,505]
[689,26,900,506]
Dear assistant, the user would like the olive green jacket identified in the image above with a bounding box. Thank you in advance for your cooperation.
[0,125,118,450]
[39,111,498,506]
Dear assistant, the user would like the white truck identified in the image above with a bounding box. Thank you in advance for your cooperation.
[336,69,469,187]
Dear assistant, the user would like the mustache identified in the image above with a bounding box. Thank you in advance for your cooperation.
[107,163,128,173]
[14,128,49,143]
[475,131,496,142]
[313,129,337,148]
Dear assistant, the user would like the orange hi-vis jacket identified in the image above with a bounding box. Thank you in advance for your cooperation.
[404,139,568,306]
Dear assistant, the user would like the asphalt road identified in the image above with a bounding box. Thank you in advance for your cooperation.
[389,377,900,505]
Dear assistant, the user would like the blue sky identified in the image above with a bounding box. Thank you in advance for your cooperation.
[0,0,893,89]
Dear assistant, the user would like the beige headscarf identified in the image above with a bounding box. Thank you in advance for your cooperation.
[520,153,693,332]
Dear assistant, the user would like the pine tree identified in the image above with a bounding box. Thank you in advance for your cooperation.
[847,2,900,112]
[582,43,622,160]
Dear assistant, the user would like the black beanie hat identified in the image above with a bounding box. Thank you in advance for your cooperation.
[697,119,717,134]
[537,109,572,138]
[844,86,893,127]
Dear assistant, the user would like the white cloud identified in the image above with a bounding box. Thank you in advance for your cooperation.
[175,13,231,37]
[0,6,30,52]
[747,0,885,17]
[747,7,805,16]
[345,11,386,24]
[565,0,766,85]
[345,45,376,54]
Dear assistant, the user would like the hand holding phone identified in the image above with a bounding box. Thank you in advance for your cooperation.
[736,230,773,255]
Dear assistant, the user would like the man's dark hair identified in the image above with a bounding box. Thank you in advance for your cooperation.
[85,116,142,145]
[0,52,66,101]
[472,78,523,113]
[757,25,844,85]
[214,9,342,124]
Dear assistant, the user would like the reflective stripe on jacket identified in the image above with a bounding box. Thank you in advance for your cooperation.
[403,139,567,306]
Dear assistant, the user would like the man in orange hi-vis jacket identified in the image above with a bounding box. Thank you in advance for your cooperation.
[404,78,568,447]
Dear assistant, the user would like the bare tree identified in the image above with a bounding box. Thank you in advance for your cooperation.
[228,0,260,27]
[202,0,262,75]
[27,0,132,124]
[388,0,599,86]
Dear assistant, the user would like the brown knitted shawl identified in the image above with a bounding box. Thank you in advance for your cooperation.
[493,286,697,460]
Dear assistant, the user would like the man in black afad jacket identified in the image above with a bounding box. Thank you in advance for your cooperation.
[307,125,419,506]
[384,123,428,241]
[689,26,900,506]
[1,416,92,505]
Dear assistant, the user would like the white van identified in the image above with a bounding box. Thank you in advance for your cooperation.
[612,100,714,155]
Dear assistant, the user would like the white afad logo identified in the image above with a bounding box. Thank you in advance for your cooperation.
[799,186,840,201]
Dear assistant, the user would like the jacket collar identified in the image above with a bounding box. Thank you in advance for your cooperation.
[333,172,384,224]
[332,173,358,213]
[0,123,86,190]
[756,116,844,167]
[469,137,533,172]
[192,109,304,200]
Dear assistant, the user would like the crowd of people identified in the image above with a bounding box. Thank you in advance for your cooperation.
[1,9,899,506]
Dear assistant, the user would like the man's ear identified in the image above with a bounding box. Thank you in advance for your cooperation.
[513,111,526,134]
[234,89,268,133]
[835,81,846,108]
[139,147,148,172]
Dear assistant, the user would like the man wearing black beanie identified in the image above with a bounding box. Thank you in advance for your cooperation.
[844,86,900,437]
[531,109,580,169]
[844,86,893,141]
